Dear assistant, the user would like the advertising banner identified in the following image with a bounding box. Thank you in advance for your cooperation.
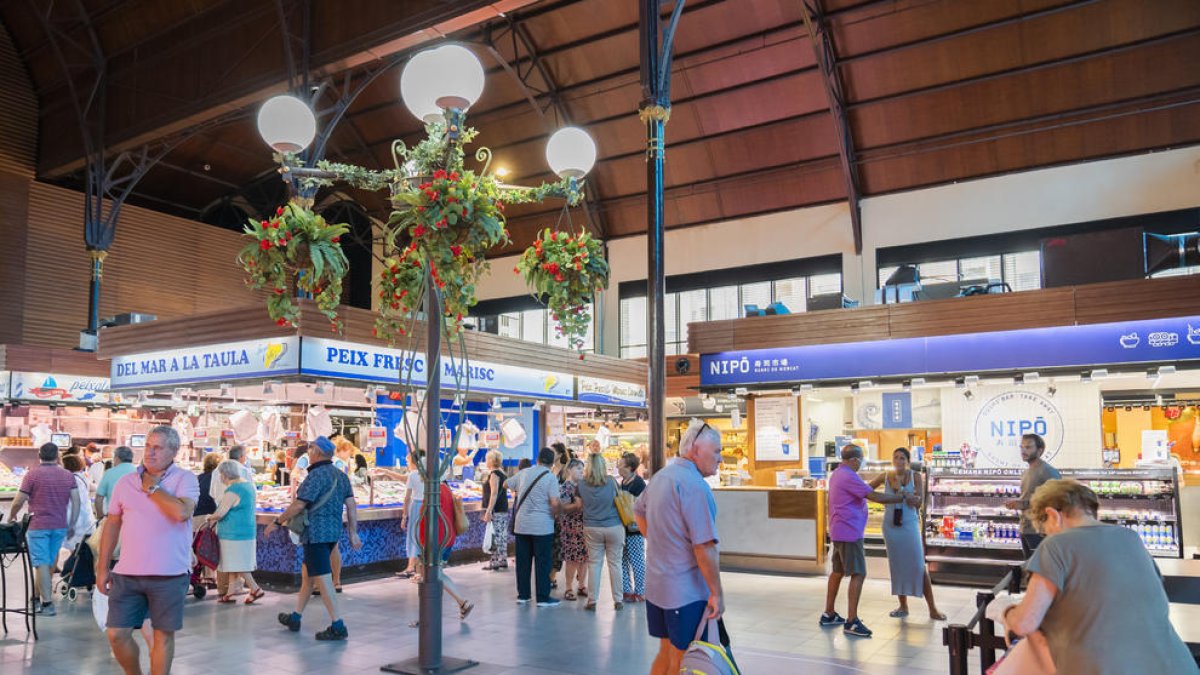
[111,337,301,388]
[299,337,575,401]
[754,396,800,461]
[941,382,1102,468]
[577,376,646,408]
[10,372,111,403]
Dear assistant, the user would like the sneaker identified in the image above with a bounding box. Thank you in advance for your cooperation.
[278,612,302,632]
[614,602,624,611]
[819,612,846,627]
[39,603,56,617]
[843,618,873,638]
[536,599,561,608]
[315,623,349,641]
[516,598,531,606]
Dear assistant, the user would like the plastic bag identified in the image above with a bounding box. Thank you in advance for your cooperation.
[482,521,495,554]
[988,633,1056,674]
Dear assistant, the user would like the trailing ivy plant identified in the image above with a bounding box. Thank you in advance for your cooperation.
[236,201,350,329]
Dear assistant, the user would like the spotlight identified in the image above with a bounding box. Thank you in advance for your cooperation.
[314,381,327,395]
[901,380,912,391]
[219,383,233,397]
[262,381,275,396]
[964,375,980,386]
[963,390,974,401]
[1047,384,1057,397]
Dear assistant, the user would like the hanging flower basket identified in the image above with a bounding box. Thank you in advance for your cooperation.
[516,228,609,351]
[375,165,510,342]
[237,201,350,329]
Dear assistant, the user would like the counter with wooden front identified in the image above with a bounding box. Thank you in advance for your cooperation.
[713,486,826,574]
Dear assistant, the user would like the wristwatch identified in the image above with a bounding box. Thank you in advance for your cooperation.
[147,482,163,496]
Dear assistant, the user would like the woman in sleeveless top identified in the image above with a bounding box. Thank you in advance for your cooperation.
[481,451,511,571]
[206,460,265,605]
[869,447,945,620]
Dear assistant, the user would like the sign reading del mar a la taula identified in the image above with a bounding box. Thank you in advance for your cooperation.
[111,337,301,388]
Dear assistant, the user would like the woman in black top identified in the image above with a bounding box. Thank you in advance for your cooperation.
[480,450,511,571]
[617,452,647,602]
[194,452,223,517]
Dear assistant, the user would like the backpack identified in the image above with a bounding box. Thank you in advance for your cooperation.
[679,618,740,675]
[417,483,458,553]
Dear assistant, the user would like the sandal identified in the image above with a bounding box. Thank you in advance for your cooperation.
[889,608,909,618]
[585,602,596,611]
[578,587,588,597]
[563,591,577,601]
[217,595,237,604]
[459,600,474,621]
[244,589,265,605]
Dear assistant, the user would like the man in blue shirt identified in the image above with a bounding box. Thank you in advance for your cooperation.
[94,446,136,521]
[634,420,725,675]
[267,437,361,640]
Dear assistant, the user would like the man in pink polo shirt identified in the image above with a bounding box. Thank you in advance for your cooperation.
[820,444,915,638]
[95,426,199,675]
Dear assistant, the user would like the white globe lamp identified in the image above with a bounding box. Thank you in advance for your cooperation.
[401,44,485,121]
[399,48,443,123]
[546,126,597,179]
[256,95,317,153]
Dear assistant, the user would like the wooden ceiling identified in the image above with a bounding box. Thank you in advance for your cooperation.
[4,0,1199,256]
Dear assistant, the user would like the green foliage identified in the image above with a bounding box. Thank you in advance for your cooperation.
[515,228,609,350]
[236,201,350,329]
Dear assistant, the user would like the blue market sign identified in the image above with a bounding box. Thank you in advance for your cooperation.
[112,337,301,388]
[300,337,575,401]
[701,315,1200,386]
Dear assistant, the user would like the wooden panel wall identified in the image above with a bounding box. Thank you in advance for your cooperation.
[23,182,266,349]
[0,22,36,178]
[98,299,647,385]
[0,345,109,377]
[689,276,1200,354]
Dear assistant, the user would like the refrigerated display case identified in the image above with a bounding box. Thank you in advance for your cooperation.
[925,467,1183,584]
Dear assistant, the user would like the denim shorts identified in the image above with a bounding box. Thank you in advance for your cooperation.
[106,573,190,632]
[26,528,67,567]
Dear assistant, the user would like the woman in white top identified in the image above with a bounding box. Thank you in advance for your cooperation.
[61,454,96,553]
[399,450,426,581]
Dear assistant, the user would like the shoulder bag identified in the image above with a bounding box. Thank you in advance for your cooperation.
[613,477,639,532]
[508,469,550,536]
[286,478,340,540]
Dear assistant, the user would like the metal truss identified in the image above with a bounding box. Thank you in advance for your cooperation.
[480,12,609,241]
[801,0,865,254]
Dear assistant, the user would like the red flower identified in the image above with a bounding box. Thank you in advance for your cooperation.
[413,224,427,237]
[550,231,557,241]
[372,327,378,336]
[513,267,520,274]
[417,206,425,213]
[449,171,459,181]
[260,240,271,250]
[434,169,447,180]
[276,318,288,327]
[274,287,285,294]
[276,206,285,216]
[578,353,586,361]
[399,327,406,336]
[418,182,431,191]
[555,273,565,283]
[437,280,446,289]
[450,245,462,257]
[261,220,268,227]
[331,236,340,243]
[391,302,399,309]
[437,218,447,229]
[399,290,408,298]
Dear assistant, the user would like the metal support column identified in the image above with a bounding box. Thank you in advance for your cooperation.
[640,0,685,475]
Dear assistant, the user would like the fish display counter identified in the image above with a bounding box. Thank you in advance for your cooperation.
[249,479,490,582]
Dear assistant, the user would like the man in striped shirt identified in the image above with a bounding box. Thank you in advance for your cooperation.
[6,443,80,616]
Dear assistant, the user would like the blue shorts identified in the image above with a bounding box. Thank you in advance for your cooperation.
[303,542,337,577]
[27,528,67,567]
[647,599,711,651]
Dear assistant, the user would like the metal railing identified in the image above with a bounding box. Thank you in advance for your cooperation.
[943,564,1025,675]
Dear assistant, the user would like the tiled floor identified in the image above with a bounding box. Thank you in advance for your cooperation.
[0,563,988,674]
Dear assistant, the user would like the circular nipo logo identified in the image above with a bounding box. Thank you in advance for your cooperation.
[972,391,1064,467]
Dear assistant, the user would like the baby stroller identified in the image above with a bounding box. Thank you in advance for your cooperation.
[56,539,96,601]
[189,525,219,599]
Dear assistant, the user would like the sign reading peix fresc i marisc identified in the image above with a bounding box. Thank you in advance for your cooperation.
[701,315,1200,386]
[111,335,575,401]
[299,337,575,400]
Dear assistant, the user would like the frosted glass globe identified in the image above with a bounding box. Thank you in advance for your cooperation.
[401,44,484,120]
[256,95,316,153]
[399,48,443,123]
[546,126,597,178]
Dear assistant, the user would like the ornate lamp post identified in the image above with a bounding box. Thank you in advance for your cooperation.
[253,43,598,675]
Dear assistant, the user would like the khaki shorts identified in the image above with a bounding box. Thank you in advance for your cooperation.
[831,539,867,576]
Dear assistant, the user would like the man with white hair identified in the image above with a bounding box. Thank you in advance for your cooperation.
[96,426,200,675]
[634,419,726,675]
